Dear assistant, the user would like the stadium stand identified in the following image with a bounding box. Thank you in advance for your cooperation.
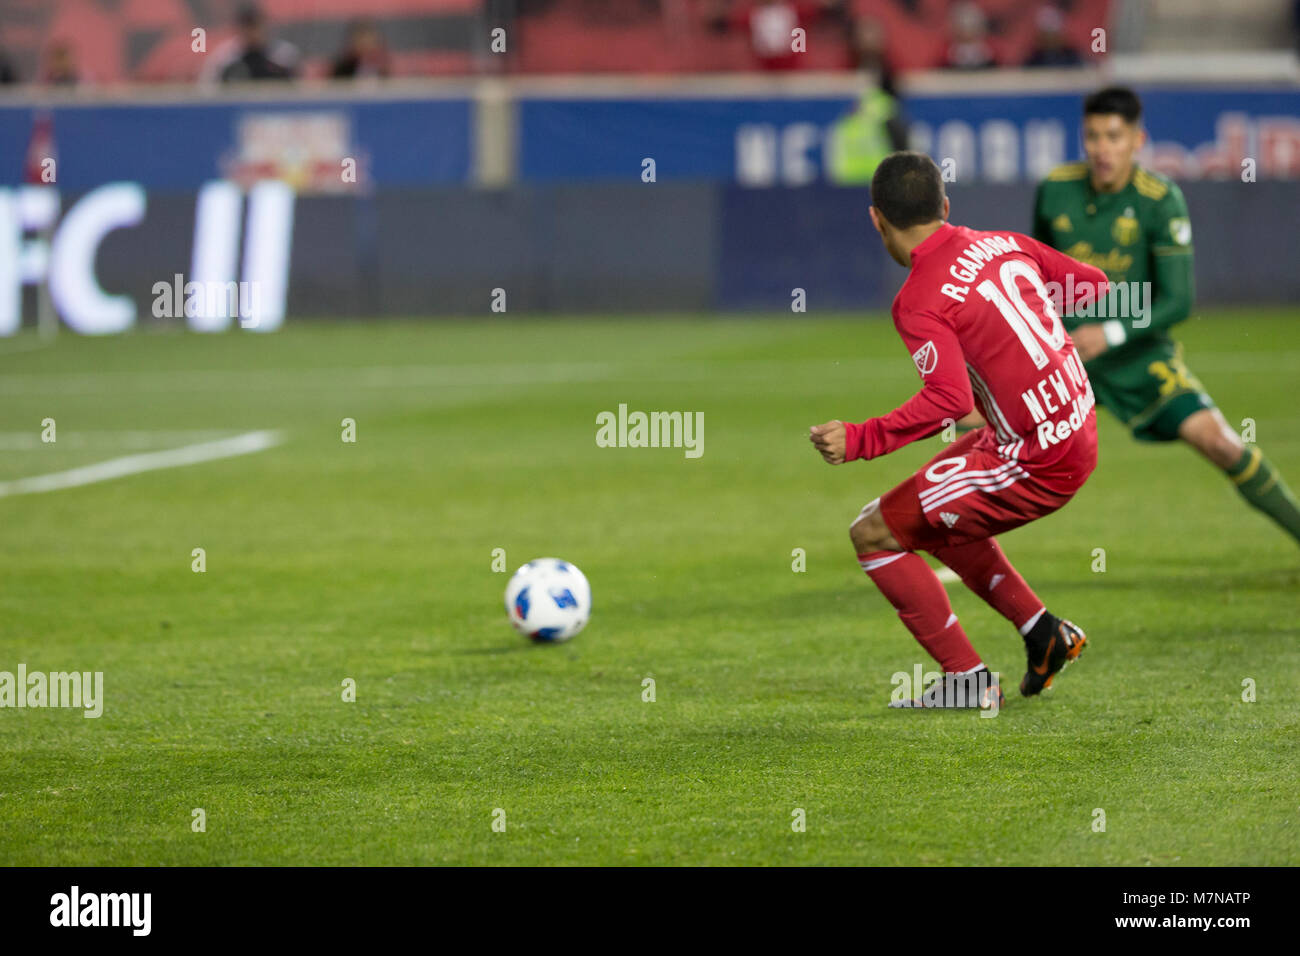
[3,0,1298,83]
[0,0,1119,83]
[508,1,1115,74]
[0,0,481,83]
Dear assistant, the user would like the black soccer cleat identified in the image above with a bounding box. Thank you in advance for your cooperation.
[1020,615,1087,697]
[890,667,1004,711]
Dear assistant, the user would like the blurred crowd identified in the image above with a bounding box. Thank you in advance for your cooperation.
[6,0,1291,88]
[707,0,1088,73]
[0,3,392,88]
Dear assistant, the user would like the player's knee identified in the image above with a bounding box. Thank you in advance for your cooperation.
[850,499,890,553]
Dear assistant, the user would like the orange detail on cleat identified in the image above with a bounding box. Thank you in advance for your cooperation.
[1031,635,1056,675]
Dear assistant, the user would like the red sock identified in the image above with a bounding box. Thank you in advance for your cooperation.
[858,550,983,672]
[930,538,1044,633]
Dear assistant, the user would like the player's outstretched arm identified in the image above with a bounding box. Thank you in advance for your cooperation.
[823,314,974,464]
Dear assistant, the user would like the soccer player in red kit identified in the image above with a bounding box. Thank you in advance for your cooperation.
[810,152,1109,708]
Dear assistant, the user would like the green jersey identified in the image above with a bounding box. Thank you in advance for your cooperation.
[1033,162,1207,441]
[1033,162,1195,361]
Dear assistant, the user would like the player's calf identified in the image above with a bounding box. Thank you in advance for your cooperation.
[1180,407,1245,470]
[1181,408,1300,547]
[852,496,989,679]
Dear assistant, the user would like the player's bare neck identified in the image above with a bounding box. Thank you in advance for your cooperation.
[1091,164,1136,195]
[898,220,946,266]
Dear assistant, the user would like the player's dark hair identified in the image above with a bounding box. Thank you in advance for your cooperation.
[870,151,946,230]
[1083,86,1142,124]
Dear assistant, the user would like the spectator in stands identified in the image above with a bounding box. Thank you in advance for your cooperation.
[707,0,846,71]
[206,3,299,83]
[943,1,996,70]
[331,19,391,79]
[43,40,81,85]
[1025,5,1082,67]
[0,48,17,85]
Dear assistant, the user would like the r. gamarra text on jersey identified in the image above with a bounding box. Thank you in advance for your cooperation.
[937,233,1027,303]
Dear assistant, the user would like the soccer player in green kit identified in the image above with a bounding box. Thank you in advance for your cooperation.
[1031,86,1300,548]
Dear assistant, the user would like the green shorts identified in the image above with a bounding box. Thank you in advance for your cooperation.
[1085,341,1215,442]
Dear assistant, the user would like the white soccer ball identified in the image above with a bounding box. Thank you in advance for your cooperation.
[504,558,591,643]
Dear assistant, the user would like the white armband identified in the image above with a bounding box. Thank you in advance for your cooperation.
[1101,319,1127,347]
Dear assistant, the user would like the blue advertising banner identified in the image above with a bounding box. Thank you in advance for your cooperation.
[4,86,1294,191]
[0,97,473,190]
[517,96,857,185]
[906,88,1300,182]
[520,88,1300,184]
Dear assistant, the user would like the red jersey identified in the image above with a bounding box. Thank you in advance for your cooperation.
[843,223,1108,485]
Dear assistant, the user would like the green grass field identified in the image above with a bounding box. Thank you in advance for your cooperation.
[1,309,1297,866]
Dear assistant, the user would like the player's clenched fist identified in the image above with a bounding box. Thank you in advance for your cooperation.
[809,420,846,464]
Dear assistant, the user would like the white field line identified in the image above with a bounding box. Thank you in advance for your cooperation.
[0,430,237,450]
[0,429,283,499]
[935,567,961,584]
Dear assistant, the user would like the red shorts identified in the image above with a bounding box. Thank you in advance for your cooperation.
[876,428,1095,552]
